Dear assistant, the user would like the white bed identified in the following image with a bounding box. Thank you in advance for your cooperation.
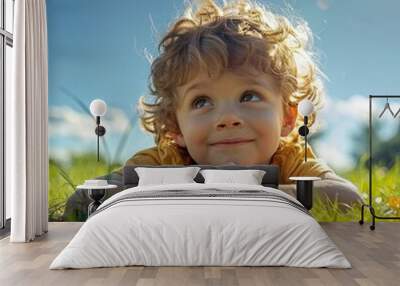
[50,182,351,269]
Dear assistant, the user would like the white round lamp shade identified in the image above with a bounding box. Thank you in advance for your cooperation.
[90,99,107,117]
[298,99,314,116]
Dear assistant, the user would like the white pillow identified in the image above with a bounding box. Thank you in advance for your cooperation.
[135,167,201,186]
[200,169,266,185]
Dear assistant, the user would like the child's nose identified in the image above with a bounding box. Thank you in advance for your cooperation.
[215,112,244,130]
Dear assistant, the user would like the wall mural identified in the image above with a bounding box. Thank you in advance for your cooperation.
[47,0,400,221]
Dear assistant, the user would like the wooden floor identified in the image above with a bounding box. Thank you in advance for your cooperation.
[0,222,399,286]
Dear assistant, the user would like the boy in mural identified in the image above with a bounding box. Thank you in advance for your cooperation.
[64,0,362,221]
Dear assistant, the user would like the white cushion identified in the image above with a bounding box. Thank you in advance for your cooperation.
[135,167,201,186]
[200,169,266,185]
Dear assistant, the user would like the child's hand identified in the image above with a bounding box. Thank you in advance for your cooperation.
[315,172,364,207]
[278,172,363,210]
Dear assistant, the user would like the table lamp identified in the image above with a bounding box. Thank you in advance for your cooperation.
[90,99,107,161]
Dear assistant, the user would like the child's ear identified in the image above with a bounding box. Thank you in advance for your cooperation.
[168,131,187,148]
[281,103,298,137]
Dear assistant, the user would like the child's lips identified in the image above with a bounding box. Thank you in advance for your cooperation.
[209,138,255,147]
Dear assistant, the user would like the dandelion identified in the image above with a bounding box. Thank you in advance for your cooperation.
[387,196,400,210]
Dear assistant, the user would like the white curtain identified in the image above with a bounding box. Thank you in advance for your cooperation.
[8,0,49,242]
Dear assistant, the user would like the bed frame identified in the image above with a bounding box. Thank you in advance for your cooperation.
[80,165,281,217]
[122,164,280,189]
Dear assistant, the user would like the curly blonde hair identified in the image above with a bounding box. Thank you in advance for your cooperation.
[139,0,325,145]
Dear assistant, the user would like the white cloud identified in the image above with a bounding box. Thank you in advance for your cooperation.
[49,147,74,164]
[311,94,370,170]
[49,106,92,140]
[320,94,398,139]
[317,0,329,11]
[321,94,370,123]
[314,140,355,171]
[49,105,130,142]
[103,108,131,133]
[310,94,400,171]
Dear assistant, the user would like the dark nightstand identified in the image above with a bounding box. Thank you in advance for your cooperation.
[289,176,321,210]
[76,183,118,216]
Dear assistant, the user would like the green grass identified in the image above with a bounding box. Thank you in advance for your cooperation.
[48,152,400,222]
[311,154,400,222]
[48,153,121,221]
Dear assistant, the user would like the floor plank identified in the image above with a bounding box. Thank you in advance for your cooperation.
[0,222,399,286]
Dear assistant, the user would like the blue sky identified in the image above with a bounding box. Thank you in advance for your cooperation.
[47,0,400,170]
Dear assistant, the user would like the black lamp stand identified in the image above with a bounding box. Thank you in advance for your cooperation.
[95,116,106,162]
[298,116,309,162]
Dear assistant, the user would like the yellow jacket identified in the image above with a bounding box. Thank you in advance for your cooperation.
[116,137,334,184]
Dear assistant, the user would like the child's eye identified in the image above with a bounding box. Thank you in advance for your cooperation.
[191,96,212,109]
[241,91,263,102]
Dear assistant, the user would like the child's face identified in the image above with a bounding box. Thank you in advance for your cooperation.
[170,65,297,165]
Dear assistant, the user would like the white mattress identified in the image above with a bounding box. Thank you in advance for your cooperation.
[50,183,351,269]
